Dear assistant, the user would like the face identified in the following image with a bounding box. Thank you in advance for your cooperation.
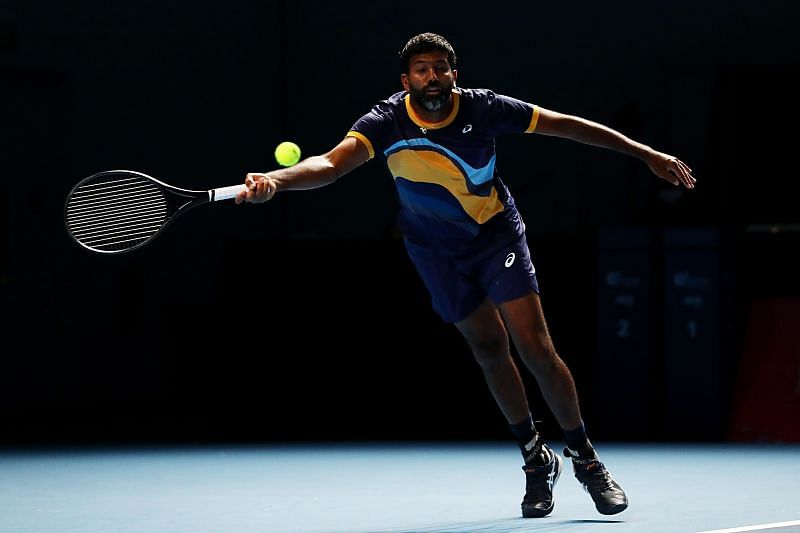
[401,50,458,112]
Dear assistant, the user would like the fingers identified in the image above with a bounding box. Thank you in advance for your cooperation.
[654,152,696,189]
[257,177,269,196]
[677,160,696,188]
[237,173,276,204]
[666,169,681,186]
[672,159,695,189]
[235,175,256,204]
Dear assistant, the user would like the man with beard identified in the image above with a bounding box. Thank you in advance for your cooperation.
[236,33,696,518]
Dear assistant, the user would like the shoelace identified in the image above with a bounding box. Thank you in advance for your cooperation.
[564,449,615,493]
[575,459,615,493]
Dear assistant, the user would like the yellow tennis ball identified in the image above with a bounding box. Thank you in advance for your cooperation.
[275,141,301,167]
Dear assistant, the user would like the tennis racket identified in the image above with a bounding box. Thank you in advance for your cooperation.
[64,169,248,254]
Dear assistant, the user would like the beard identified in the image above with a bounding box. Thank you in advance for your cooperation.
[409,80,453,112]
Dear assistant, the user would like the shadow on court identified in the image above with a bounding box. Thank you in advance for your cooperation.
[373,517,625,532]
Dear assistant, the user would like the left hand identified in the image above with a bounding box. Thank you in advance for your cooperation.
[645,150,696,189]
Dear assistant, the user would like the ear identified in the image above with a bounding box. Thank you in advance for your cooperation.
[452,69,458,87]
[401,73,409,92]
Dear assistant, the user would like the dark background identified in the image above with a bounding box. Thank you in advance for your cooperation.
[1,0,798,446]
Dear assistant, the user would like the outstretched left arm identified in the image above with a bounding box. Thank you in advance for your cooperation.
[535,107,696,189]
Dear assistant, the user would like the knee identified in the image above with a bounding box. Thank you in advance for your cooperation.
[518,334,560,373]
[468,335,510,370]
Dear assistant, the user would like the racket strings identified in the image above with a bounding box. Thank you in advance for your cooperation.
[68,185,164,212]
[66,174,169,252]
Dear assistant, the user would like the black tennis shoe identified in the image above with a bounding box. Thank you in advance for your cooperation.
[564,447,628,515]
[521,442,563,518]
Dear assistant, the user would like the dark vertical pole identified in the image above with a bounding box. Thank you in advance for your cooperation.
[663,228,721,439]
[596,228,652,440]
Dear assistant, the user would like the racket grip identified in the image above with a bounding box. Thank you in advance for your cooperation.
[210,184,248,202]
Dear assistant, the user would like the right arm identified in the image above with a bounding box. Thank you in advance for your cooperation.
[235,135,370,204]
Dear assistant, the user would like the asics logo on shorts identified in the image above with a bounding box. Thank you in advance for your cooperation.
[505,252,516,267]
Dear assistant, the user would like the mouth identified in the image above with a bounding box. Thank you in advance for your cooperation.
[425,87,443,95]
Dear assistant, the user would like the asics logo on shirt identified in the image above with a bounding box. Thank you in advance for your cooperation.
[462,124,473,133]
[505,253,516,267]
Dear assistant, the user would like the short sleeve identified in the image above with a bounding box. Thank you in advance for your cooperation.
[488,92,539,135]
[347,102,393,160]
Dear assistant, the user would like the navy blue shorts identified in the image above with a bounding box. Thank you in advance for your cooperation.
[404,232,540,323]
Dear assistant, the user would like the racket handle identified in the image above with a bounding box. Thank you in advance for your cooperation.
[210,184,248,202]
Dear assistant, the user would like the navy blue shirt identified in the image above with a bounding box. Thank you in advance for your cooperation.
[348,88,539,253]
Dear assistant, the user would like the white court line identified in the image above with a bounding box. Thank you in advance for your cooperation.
[697,520,800,533]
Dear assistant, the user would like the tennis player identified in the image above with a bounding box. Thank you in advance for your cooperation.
[237,33,695,518]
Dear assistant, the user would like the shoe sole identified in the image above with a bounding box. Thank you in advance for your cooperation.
[597,500,628,515]
[521,453,563,518]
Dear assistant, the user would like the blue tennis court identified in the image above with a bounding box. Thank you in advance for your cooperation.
[1,442,797,532]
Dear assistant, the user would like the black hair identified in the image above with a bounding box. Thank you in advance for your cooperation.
[399,33,457,73]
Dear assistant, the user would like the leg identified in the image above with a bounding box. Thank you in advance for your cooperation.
[454,297,530,425]
[499,291,628,515]
[497,292,583,431]
[456,297,564,518]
